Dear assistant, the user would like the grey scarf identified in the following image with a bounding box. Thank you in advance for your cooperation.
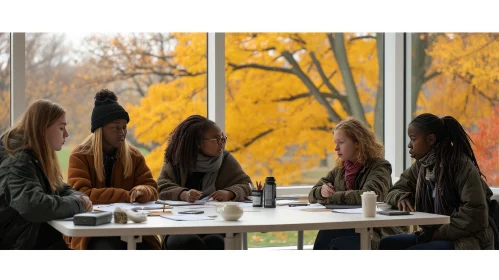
[415,148,437,214]
[415,147,458,218]
[191,150,227,196]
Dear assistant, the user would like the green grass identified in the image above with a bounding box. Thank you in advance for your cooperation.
[247,230,318,248]
[57,146,72,180]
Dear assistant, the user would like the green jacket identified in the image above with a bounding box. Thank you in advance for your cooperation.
[308,158,407,249]
[0,135,86,249]
[309,158,392,204]
[386,157,494,250]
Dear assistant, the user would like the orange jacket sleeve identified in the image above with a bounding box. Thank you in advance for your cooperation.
[67,152,130,204]
[130,153,158,203]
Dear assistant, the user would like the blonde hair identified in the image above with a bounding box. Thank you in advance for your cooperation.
[334,117,384,168]
[78,128,134,182]
[1,99,65,192]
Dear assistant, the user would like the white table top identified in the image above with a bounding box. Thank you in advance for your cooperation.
[48,206,450,237]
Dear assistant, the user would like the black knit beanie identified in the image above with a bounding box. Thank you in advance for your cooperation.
[91,89,130,133]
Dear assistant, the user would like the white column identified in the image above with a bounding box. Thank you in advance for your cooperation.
[207,33,225,131]
[405,33,414,169]
[10,33,25,125]
[383,33,405,177]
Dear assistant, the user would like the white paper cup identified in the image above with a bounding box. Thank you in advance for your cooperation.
[361,191,378,217]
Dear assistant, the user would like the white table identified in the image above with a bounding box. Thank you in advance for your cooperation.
[49,206,449,250]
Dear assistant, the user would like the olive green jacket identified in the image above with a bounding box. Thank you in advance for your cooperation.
[309,158,407,249]
[386,157,494,250]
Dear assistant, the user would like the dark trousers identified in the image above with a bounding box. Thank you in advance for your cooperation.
[313,229,360,250]
[164,234,225,250]
[87,236,152,250]
[378,234,454,250]
[33,223,70,250]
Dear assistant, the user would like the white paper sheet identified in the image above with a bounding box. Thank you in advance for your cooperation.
[95,201,166,212]
[160,214,216,221]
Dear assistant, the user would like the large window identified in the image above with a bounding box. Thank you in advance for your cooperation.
[225,33,384,248]
[410,33,499,186]
[225,33,384,187]
[25,33,207,180]
[0,33,10,133]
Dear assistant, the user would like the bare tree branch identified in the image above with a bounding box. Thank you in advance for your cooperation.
[281,50,342,122]
[423,71,441,83]
[309,51,351,114]
[311,126,331,132]
[228,129,275,153]
[456,74,499,105]
[272,92,338,102]
[349,35,376,43]
[228,62,293,74]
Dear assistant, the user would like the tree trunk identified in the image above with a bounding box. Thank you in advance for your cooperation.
[411,33,427,118]
[329,33,368,125]
[320,148,328,167]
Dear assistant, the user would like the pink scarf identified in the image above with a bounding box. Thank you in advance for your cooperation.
[343,160,363,190]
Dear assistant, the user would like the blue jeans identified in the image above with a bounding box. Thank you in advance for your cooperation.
[313,229,360,250]
[378,234,454,250]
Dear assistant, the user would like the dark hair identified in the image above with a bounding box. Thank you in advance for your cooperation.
[95,89,118,101]
[410,113,485,180]
[410,113,485,216]
[165,115,216,174]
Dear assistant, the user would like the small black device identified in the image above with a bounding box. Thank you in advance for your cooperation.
[73,212,112,226]
[178,210,204,214]
[325,204,362,209]
[288,203,309,207]
[378,210,411,216]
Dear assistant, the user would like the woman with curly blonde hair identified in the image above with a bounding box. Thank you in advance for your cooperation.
[309,117,405,250]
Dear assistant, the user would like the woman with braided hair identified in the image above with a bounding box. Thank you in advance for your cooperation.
[380,113,494,250]
[157,115,252,249]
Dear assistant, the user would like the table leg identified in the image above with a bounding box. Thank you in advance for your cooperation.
[225,233,243,250]
[121,236,142,250]
[242,232,248,250]
[297,231,304,250]
[355,228,371,250]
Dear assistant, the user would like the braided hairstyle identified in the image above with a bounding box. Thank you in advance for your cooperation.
[165,115,216,174]
[411,113,485,215]
[410,113,484,181]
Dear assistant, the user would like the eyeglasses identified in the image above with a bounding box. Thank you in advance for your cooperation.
[203,133,228,144]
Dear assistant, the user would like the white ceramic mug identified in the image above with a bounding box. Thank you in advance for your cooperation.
[361,191,378,218]
[216,203,244,221]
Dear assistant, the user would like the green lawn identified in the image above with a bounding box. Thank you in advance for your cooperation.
[248,230,318,248]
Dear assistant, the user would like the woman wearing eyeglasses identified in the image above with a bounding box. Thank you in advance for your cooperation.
[157,115,252,249]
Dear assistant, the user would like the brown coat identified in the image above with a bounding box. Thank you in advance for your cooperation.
[157,152,252,201]
[65,145,161,250]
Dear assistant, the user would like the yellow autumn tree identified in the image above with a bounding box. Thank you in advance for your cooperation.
[411,33,499,185]
[127,33,383,185]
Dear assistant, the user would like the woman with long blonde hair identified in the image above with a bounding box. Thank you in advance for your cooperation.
[308,117,405,249]
[67,89,159,250]
[0,100,92,250]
